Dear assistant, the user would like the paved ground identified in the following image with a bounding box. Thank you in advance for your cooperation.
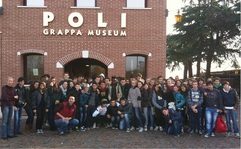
[0,118,240,149]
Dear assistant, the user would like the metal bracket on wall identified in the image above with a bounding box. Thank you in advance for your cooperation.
[0,7,3,15]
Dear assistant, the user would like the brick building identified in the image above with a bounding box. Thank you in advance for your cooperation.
[0,0,166,90]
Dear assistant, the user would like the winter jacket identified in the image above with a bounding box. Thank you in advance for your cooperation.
[107,103,119,116]
[220,87,240,109]
[152,90,167,109]
[128,87,141,108]
[1,85,17,107]
[204,88,223,109]
[32,90,50,110]
[173,92,186,109]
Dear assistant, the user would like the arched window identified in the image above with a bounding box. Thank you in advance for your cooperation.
[126,55,146,79]
[23,54,44,83]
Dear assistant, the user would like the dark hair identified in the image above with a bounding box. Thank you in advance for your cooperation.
[120,97,126,101]
[161,107,168,112]
[18,77,25,82]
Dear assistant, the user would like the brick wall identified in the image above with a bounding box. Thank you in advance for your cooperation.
[0,0,166,94]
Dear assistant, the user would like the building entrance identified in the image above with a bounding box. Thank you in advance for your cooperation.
[64,58,107,79]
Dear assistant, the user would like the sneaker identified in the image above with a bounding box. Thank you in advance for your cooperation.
[234,133,240,138]
[181,128,184,134]
[204,134,209,138]
[198,130,202,135]
[138,127,144,132]
[174,135,180,138]
[226,132,231,137]
[144,126,147,131]
[211,133,215,137]
[39,129,44,133]
[112,127,115,130]
[154,126,159,131]
[115,127,118,130]
[150,127,154,131]
[36,129,41,134]
[159,126,163,131]
[80,127,86,132]
[93,123,96,129]
[136,127,140,131]
[126,128,130,133]
[189,130,194,135]
[45,122,49,127]
[130,126,135,131]
[59,131,64,135]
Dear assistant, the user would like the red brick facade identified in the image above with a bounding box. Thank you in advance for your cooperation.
[0,0,166,92]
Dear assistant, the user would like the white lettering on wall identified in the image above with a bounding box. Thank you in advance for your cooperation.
[98,13,107,28]
[68,12,84,28]
[43,12,54,27]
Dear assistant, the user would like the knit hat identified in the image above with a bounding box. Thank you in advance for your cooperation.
[99,73,105,78]
[101,98,108,104]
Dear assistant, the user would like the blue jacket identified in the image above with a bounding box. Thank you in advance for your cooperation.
[173,92,186,109]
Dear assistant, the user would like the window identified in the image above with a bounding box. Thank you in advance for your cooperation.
[126,55,146,79]
[126,0,146,8]
[76,0,96,7]
[24,0,44,6]
[24,54,44,83]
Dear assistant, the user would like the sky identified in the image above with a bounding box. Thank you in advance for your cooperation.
[165,0,241,79]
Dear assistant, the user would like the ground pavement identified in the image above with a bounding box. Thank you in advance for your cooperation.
[0,118,240,148]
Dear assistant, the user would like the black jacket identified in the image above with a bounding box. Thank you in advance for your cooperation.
[32,90,50,110]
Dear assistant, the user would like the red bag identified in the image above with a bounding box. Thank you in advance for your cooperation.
[215,115,227,133]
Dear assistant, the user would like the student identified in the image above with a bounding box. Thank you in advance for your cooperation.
[32,82,50,134]
[220,81,240,138]
[1,77,18,140]
[54,96,79,135]
[118,98,132,132]
[203,81,223,138]
[14,77,28,136]
[187,80,203,135]
[162,107,183,138]
[92,99,109,128]
[79,84,90,131]
[107,99,120,129]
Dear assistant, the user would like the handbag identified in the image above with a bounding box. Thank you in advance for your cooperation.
[215,114,227,133]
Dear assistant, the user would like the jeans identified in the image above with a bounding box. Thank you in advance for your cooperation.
[132,107,143,128]
[143,107,154,127]
[119,114,131,130]
[14,106,23,134]
[79,106,87,127]
[1,105,14,138]
[189,106,202,131]
[110,115,120,128]
[25,108,34,125]
[55,118,79,132]
[167,120,182,135]
[205,107,218,135]
[225,109,239,133]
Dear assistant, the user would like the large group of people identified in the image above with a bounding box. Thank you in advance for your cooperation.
[0,72,240,140]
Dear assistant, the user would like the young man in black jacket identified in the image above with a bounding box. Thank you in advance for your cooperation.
[162,107,183,138]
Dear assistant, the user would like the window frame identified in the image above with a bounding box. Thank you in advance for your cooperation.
[125,55,147,79]
[75,0,96,8]
[23,54,44,83]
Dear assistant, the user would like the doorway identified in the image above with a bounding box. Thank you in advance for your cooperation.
[64,58,107,79]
